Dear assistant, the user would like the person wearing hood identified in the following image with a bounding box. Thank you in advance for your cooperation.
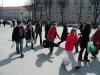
[25,22,36,49]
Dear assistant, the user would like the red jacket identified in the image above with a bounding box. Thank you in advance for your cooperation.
[93,30,100,45]
[47,26,60,40]
[65,32,78,52]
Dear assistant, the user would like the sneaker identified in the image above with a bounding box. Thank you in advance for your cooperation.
[94,56,97,59]
[21,54,24,58]
[48,52,53,56]
[16,51,19,54]
[74,66,81,70]
[83,59,90,62]
[31,46,34,49]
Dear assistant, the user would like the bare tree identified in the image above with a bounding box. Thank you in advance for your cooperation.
[40,0,43,21]
[89,0,100,25]
[74,0,83,24]
[48,0,53,21]
[44,0,49,20]
[58,0,68,23]
[32,0,38,22]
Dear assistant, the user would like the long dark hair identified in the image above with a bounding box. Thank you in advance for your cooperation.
[84,23,91,34]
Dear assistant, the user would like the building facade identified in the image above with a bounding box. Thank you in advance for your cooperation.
[0,6,32,21]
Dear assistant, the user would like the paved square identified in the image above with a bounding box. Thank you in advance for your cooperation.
[0,26,100,75]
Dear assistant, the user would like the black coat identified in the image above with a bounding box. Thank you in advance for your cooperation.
[25,26,35,40]
[35,23,42,33]
[61,26,68,41]
[12,26,25,43]
[80,29,90,48]
[45,24,50,39]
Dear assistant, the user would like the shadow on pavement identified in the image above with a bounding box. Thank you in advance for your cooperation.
[59,63,77,75]
[23,47,32,53]
[34,45,43,52]
[23,45,43,53]
[59,59,100,75]
[35,53,54,67]
[55,47,64,56]
[0,52,20,67]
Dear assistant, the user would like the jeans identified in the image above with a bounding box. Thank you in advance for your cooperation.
[16,39,23,54]
[36,33,42,45]
[49,39,54,54]
[67,51,78,68]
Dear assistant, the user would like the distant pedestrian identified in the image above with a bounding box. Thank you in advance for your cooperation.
[58,23,68,45]
[12,21,25,58]
[47,23,60,55]
[12,20,15,27]
[78,23,91,62]
[25,22,36,49]
[64,29,81,70]
[3,20,6,27]
[35,21,42,46]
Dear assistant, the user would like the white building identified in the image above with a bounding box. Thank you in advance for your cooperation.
[0,6,32,21]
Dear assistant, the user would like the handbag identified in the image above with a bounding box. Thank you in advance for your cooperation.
[88,42,96,53]
[43,39,52,48]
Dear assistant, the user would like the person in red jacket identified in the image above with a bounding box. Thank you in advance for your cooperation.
[47,23,60,55]
[92,25,100,58]
[65,29,80,70]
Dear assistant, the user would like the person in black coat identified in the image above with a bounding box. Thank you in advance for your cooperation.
[45,22,51,39]
[12,20,15,27]
[75,24,84,53]
[35,21,42,45]
[3,20,6,27]
[25,22,36,49]
[12,21,25,58]
[78,23,91,62]
[58,23,68,45]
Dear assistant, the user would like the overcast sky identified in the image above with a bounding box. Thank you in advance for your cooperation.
[0,0,28,7]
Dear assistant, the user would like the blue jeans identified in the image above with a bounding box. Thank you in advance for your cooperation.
[16,39,23,54]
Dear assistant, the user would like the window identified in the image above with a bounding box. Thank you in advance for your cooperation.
[21,12,23,15]
[88,6,91,11]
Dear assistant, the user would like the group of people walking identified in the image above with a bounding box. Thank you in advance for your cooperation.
[12,20,100,70]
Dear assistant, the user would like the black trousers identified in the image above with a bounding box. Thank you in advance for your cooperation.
[78,47,89,60]
[36,33,42,45]
[49,39,54,54]
[75,43,79,52]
